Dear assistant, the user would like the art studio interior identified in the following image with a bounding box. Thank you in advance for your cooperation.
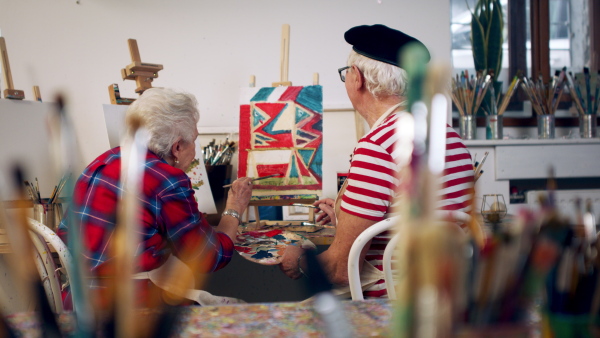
[0,0,599,336]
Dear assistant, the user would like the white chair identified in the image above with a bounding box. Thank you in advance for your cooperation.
[28,218,73,314]
[382,210,477,300]
[347,216,399,301]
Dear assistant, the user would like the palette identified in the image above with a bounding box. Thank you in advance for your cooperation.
[234,229,316,265]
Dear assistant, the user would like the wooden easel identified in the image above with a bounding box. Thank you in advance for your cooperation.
[32,86,42,102]
[0,37,25,100]
[241,24,322,228]
[108,39,163,105]
[244,198,317,228]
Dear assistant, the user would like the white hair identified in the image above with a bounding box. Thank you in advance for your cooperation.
[347,50,408,99]
[125,88,199,160]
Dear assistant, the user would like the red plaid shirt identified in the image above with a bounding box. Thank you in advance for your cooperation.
[57,147,233,276]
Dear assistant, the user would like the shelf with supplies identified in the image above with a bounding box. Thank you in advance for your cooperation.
[465,138,600,224]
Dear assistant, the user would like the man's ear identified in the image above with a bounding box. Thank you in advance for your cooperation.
[352,65,364,89]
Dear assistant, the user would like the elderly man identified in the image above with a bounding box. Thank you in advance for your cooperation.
[279,25,474,298]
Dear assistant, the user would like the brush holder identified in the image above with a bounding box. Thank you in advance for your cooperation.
[485,115,503,140]
[33,199,63,231]
[579,114,597,138]
[537,115,555,139]
[459,115,477,140]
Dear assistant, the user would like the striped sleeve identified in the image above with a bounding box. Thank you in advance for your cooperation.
[340,116,401,221]
[437,126,475,211]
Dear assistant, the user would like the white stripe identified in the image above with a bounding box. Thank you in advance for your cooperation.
[436,193,473,207]
[437,182,473,195]
[444,159,474,170]
[445,147,471,156]
[345,179,395,197]
[350,166,396,184]
[440,170,475,183]
[344,190,389,207]
[340,201,385,219]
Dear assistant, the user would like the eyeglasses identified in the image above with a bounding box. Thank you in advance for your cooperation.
[338,66,350,82]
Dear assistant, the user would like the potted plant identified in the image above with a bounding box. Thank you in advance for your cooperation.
[470,0,504,115]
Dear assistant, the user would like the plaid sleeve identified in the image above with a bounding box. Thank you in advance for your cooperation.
[158,175,233,273]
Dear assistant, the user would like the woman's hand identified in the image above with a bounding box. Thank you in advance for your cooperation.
[225,177,253,214]
[314,198,336,226]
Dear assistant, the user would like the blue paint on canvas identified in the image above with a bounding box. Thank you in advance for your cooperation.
[295,107,311,124]
[289,155,299,178]
[309,143,323,178]
[296,86,323,113]
[251,87,276,102]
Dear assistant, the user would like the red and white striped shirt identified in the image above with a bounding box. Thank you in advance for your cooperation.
[340,112,474,298]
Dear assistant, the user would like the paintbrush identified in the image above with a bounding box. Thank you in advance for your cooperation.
[289,203,319,209]
[53,94,95,336]
[222,173,282,188]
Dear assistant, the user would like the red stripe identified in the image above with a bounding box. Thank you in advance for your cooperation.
[347,173,394,190]
[446,141,468,150]
[339,206,383,222]
[443,164,475,176]
[351,161,396,177]
[443,175,475,189]
[445,153,472,163]
[442,187,472,200]
[353,147,394,162]
[342,195,388,213]
[278,86,303,101]
[345,185,391,202]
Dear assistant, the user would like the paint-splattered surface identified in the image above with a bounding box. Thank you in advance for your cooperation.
[234,229,316,265]
[6,299,393,337]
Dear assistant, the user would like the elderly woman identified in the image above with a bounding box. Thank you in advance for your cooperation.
[280,25,475,299]
[58,88,252,305]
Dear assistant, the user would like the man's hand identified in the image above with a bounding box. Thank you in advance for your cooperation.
[278,245,305,279]
[314,198,336,226]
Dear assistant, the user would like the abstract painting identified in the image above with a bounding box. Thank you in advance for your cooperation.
[239,85,323,200]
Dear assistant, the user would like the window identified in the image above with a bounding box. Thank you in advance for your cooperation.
[450,0,590,96]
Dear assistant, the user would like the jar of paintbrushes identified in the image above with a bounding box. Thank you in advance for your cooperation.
[521,68,568,139]
[484,74,521,140]
[566,67,598,138]
[25,175,68,231]
[451,71,492,140]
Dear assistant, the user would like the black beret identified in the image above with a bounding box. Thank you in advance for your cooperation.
[344,24,430,67]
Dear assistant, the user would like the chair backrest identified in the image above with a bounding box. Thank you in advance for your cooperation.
[347,216,398,301]
[384,211,477,300]
[27,218,73,314]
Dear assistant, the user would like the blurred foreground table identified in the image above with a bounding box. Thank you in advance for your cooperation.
[7,299,392,337]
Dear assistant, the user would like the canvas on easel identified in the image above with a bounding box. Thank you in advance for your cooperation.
[238,85,323,201]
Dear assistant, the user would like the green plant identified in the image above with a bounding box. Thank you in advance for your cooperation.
[470,0,504,80]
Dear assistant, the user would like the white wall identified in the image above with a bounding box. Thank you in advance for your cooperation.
[0,0,451,196]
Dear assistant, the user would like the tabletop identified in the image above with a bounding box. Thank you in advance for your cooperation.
[6,299,392,337]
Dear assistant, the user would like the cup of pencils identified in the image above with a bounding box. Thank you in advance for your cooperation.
[566,67,598,138]
[521,68,567,139]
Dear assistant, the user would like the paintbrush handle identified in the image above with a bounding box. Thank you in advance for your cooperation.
[222,174,280,188]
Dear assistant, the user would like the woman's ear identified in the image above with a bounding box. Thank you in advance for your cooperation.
[170,137,182,160]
